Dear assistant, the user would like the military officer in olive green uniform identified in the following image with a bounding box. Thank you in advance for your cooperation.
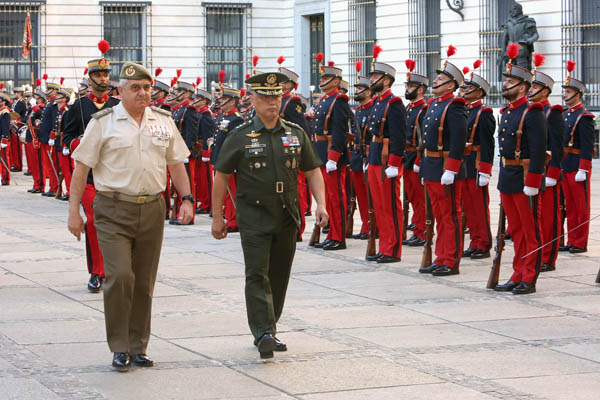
[211,72,328,359]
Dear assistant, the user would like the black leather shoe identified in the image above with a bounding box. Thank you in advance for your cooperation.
[296,236,303,243]
[512,282,536,295]
[112,352,130,372]
[87,274,102,293]
[257,334,276,359]
[352,232,369,240]
[42,191,56,197]
[322,227,330,234]
[132,353,154,367]
[196,208,210,214]
[541,263,556,272]
[376,255,401,263]
[494,280,518,292]
[408,237,426,247]
[366,253,382,261]
[304,211,312,216]
[23,172,32,176]
[558,244,571,252]
[403,235,417,245]
[314,239,332,249]
[273,337,287,352]
[1,181,9,186]
[61,195,70,201]
[419,264,440,274]
[431,265,459,276]
[569,246,587,254]
[10,167,18,172]
[462,247,476,257]
[504,232,512,240]
[470,249,490,259]
[407,223,415,231]
[323,240,346,251]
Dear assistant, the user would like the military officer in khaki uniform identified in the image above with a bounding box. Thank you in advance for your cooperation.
[211,72,327,359]
[68,63,193,371]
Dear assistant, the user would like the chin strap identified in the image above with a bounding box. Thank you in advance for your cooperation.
[89,74,109,91]
[564,92,580,104]
[502,81,523,93]
[369,75,384,91]
[319,76,337,89]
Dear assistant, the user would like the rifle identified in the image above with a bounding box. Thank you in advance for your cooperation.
[461,210,467,249]
[402,187,409,240]
[308,222,320,246]
[487,203,506,289]
[596,267,600,284]
[365,165,377,259]
[420,185,433,267]
[346,176,356,238]
[559,187,566,247]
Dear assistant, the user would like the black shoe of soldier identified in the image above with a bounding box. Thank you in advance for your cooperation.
[112,352,130,372]
[470,249,490,259]
[23,172,32,176]
[10,167,18,172]
[462,247,476,257]
[408,237,426,247]
[512,282,536,295]
[132,353,154,367]
[376,255,401,263]
[257,334,276,359]
[403,234,418,245]
[1,181,8,186]
[494,280,518,292]
[569,246,587,254]
[88,274,102,293]
[273,337,287,352]
[407,223,415,231]
[304,211,312,216]
[314,239,332,249]
[352,232,369,240]
[558,244,571,252]
[196,208,210,214]
[540,263,556,272]
[323,240,346,251]
[431,265,459,276]
[419,264,440,274]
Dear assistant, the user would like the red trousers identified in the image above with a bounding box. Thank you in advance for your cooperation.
[462,178,492,251]
[58,153,73,195]
[561,171,591,249]
[9,133,22,170]
[501,191,542,284]
[426,180,463,269]
[25,143,43,190]
[539,185,561,266]
[368,165,403,258]
[321,166,347,242]
[41,143,59,192]
[297,171,308,237]
[404,169,426,239]
[225,173,237,229]
[163,170,172,218]
[350,170,370,234]
[195,160,213,211]
[83,184,104,277]
[174,159,197,223]
[0,146,10,183]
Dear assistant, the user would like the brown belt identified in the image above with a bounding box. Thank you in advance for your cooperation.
[464,144,480,155]
[372,137,387,144]
[424,149,449,158]
[315,135,332,142]
[501,157,529,167]
[98,191,162,204]
[563,146,581,155]
[405,145,417,152]
[354,144,361,151]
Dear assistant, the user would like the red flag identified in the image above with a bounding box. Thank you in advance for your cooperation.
[22,12,32,59]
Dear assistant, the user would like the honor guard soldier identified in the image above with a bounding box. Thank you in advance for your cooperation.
[493,44,547,295]
[403,59,428,247]
[62,40,120,293]
[527,53,565,271]
[37,77,62,196]
[54,88,72,200]
[560,60,595,254]
[311,59,351,250]
[339,79,350,95]
[417,45,468,276]
[10,86,26,172]
[151,68,171,110]
[78,78,89,98]
[365,46,407,263]
[211,82,245,232]
[211,72,327,359]
[69,62,193,372]
[192,86,216,214]
[349,67,374,240]
[26,89,46,193]
[170,80,200,225]
[460,61,496,260]
[0,91,11,185]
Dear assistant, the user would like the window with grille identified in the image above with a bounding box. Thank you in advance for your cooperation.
[101,1,151,77]
[408,0,440,99]
[309,14,325,92]
[562,0,600,110]
[0,2,44,89]
[203,3,251,91]
[479,0,513,107]
[348,0,376,98]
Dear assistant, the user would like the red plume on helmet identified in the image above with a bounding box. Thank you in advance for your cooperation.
[0,83,3,90]
[566,60,576,73]
[218,70,226,84]
[405,59,416,72]
[83,68,88,75]
[253,55,259,67]
[473,59,482,70]
[36,78,41,87]
[176,69,182,78]
[446,45,457,58]
[245,73,250,79]
[98,40,110,56]
[506,43,519,61]
[196,77,202,86]
[240,88,246,97]
[277,56,285,65]
[462,66,470,75]
[60,77,65,86]
[155,67,163,77]
[316,53,324,63]
[355,61,362,73]
[533,53,545,68]
[372,45,382,61]
[327,61,335,67]
[43,73,48,81]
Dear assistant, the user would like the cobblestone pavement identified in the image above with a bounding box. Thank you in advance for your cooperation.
[1,161,599,399]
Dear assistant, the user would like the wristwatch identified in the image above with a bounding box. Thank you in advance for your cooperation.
[181,194,194,203]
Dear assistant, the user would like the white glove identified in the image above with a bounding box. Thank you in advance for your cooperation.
[413,164,420,173]
[478,173,490,187]
[523,186,539,196]
[575,169,587,182]
[440,170,456,185]
[201,157,210,162]
[363,163,368,173]
[48,139,55,146]
[325,160,337,173]
[62,148,70,156]
[0,143,7,149]
[385,166,399,178]
[183,158,189,164]
[545,177,557,187]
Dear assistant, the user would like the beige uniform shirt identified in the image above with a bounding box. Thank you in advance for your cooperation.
[72,102,189,196]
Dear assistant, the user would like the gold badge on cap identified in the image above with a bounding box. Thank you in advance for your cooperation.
[125,65,135,77]
[266,74,277,86]
[506,63,512,74]
[99,59,109,69]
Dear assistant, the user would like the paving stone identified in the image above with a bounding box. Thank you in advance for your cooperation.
[151,312,256,339]
[0,319,106,345]
[495,372,600,400]
[0,377,61,399]
[536,294,600,314]
[552,343,600,363]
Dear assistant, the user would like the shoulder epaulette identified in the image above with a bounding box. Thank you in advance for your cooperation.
[150,106,172,116]
[450,97,466,105]
[234,119,253,132]
[427,97,436,106]
[281,119,302,131]
[500,106,507,114]
[550,104,564,113]
[187,105,199,112]
[336,93,349,102]
[482,107,493,113]
[528,102,544,111]
[235,112,241,118]
[202,109,212,115]
[389,96,403,105]
[583,112,595,118]
[290,95,302,103]
[91,108,114,119]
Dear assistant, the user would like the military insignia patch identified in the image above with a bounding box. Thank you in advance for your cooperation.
[125,65,136,77]
[266,74,277,86]
[506,63,512,74]
[296,105,302,114]
[246,131,261,138]
[285,160,291,168]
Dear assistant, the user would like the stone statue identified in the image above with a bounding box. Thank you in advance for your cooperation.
[500,2,539,70]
